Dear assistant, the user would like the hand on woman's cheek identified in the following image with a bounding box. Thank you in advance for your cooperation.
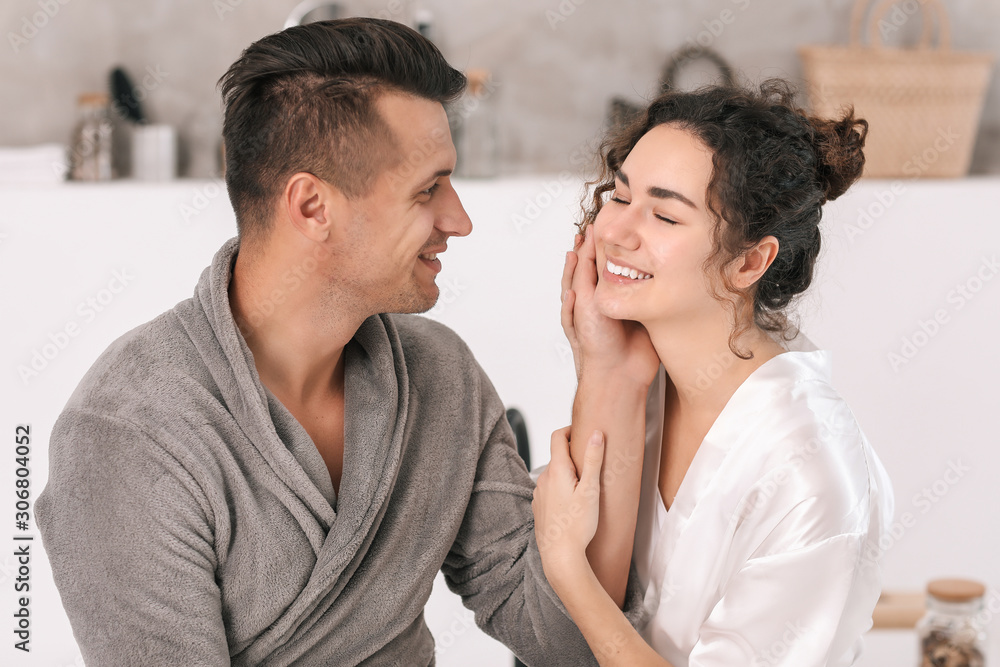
[532,428,605,590]
[561,225,659,386]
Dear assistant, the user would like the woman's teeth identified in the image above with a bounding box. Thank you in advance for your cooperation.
[606,260,651,280]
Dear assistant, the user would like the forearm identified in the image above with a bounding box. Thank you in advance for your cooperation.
[569,370,648,608]
[553,557,672,667]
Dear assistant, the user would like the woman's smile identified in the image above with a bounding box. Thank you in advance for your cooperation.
[603,257,653,281]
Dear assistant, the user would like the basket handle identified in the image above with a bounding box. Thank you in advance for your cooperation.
[659,45,737,92]
[849,0,952,51]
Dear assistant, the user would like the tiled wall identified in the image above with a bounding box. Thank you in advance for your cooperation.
[2,0,998,177]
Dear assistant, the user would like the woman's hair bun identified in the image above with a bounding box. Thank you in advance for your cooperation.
[809,110,868,202]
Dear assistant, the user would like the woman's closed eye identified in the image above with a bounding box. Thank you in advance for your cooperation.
[610,195,679,225]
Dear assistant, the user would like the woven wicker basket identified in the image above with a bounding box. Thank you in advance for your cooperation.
[799,0,994,178]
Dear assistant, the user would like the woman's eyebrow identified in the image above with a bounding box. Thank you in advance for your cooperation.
[616,168,699,210]
[648,185,699,210]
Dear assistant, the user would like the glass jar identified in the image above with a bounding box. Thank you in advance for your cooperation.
[917,579,987,667]
[69,92,114,181]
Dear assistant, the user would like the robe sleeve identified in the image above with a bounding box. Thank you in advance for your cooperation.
[36,411,230,666]
[440,414,648,667]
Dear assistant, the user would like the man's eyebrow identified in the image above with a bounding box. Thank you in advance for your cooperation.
[417,169,452,189]
[616,168,699,211]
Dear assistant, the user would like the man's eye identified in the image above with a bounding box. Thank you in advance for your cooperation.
[421,183,441,197]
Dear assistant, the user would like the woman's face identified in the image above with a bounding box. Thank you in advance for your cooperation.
[593,123,722,328]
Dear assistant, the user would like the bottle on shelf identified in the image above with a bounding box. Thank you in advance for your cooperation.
[69,93,114,181]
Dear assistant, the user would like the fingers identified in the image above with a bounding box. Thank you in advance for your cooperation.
[560,250,578,303]
[560,288,577,340]
[548,426,576,479]
[579,430,605,497]
[573,225,599,294]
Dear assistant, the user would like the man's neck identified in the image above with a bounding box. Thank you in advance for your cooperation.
[228,244,364,406]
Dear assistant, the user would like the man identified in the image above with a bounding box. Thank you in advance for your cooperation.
[36,18,642,666]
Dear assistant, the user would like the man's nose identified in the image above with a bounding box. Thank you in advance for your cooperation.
[437,182,473,237]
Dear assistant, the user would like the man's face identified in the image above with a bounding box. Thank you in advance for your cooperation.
[338,92,472,315]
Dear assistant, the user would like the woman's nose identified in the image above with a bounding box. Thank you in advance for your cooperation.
[597,201,640,250]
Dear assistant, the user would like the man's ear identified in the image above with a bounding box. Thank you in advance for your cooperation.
[730,235,779,289]
[282,172,348,243]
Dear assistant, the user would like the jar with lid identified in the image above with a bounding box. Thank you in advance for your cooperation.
[70,92,114,181]
[917,578,987,667]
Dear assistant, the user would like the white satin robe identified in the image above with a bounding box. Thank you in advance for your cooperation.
[632,346,894,666]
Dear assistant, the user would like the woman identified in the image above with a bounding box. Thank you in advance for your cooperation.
[532,79,894,666]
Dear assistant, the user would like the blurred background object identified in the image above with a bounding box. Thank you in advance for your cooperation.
[0,143,67,183]
[917,579,988,667]
[800,0,994,178]
[2,0,998,179]
[284,0,343,28]
[68,92,114,181]
[606,44,737,130]
[453,67,499,178]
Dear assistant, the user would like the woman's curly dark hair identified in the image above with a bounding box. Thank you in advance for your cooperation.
[579,78,868,359]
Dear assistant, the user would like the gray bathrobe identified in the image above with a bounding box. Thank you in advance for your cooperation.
[37,237,643,666]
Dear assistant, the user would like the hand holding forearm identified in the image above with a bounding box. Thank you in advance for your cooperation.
[532,431,672,667]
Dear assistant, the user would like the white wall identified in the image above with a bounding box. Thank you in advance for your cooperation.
[1,176,998,665]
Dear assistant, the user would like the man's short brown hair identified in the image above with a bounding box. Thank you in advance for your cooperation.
[218,18,466,247]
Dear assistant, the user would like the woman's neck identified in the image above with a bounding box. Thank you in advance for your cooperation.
[648,316,787,421]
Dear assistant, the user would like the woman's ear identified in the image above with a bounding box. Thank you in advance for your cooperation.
[731,235,779,289]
